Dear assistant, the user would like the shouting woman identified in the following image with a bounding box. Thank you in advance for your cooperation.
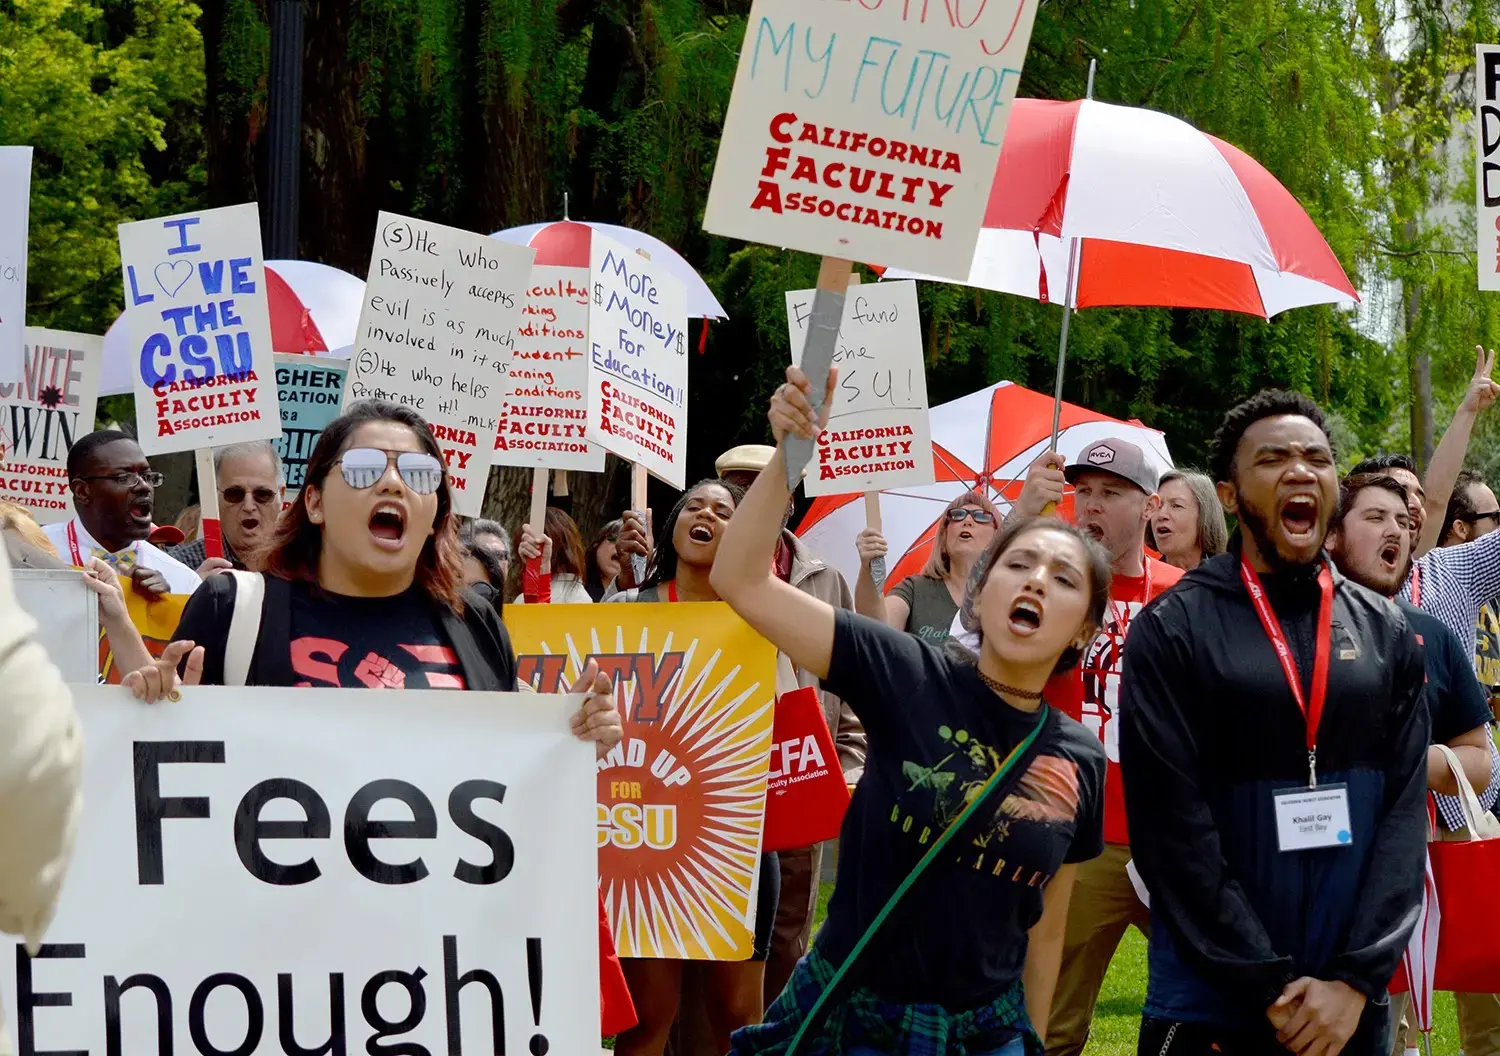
[1148,469,1228,572]
[712,368,1108,1056]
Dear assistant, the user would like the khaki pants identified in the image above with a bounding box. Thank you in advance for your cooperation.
[1047,843,1150,1056]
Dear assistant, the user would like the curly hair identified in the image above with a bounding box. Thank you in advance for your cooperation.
[1209,390,1330,485]
[642,479,745,589]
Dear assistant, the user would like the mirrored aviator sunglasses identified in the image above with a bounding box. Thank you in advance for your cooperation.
[336,448,445,495]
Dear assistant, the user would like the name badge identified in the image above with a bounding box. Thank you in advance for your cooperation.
[1273,784,1353,852]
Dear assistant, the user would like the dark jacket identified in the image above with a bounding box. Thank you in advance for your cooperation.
[1119,543,1428,1040]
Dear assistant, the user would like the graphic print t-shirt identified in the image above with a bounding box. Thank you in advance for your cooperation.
[890,574,959,643]
[818,610,1105,1009]
[1476,599,1500,693]
[1047,555,1183,845]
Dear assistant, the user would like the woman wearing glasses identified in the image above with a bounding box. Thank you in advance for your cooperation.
[853,491,1001,643]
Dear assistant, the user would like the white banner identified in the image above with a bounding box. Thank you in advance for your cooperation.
[0,148,32,382]
[703,2,1039,279]
[347,213,534,516]
[493,265,604,472]
[2,684,601,1055]
[587,232,688,489]
[1479,45,1500,291]
[786,280,933,495]
[118,204,282,454]
[0,329,102,523]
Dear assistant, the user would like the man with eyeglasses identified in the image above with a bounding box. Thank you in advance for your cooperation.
[44,430,200,596]
[169,441,286,576]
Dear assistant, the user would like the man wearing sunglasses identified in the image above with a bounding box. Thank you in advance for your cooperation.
[170,442,286,576]
[44,430,200,596]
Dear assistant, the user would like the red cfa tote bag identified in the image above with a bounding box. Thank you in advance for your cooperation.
[761,687,852,853]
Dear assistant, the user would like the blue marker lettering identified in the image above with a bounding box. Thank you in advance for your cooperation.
[803,29,835,99]
[852,37,901,104]
[163,217,202,256]
[179,334,214,383]
[126,265,154,306]
[160,306,195,337]
[954,65,999,140]
[198,259,226,295]
[139,334,175,387]
[752,18,796,92]
[229,258,257,294]
[215,332,253,376]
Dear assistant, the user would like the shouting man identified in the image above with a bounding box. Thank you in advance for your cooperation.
[171,441,286,575]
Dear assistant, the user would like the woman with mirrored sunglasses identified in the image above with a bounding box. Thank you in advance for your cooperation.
[853,490,1001,644]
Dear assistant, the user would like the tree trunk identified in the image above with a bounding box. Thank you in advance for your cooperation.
[480,458,628,544]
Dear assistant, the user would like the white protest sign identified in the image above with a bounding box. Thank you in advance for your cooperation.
[2,684,601,1055]
[117,204,282,454]
[587,233,688,489]
[703,2,1039,279]
[1479,45,1500,291]
[0,329,102,523]
[785,280,932,495]
[12,569,99,683]
[493,265,604,472]
[0,147,32,381]
[347,213,534,516]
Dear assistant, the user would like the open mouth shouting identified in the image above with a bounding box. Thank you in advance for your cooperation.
[127,496,153,528]
[687,522,715,545]
[1278,494,1321,546]
[1008,596,1044,637]
[368,502,407,551]
[1377,540,1402,572]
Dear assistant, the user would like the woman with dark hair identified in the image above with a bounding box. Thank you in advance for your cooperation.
[584,519,623,601]
[513,506,592,604]
[712,368,1108,1056]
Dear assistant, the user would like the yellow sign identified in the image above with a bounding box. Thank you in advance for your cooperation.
[98,591,190,683]
[507,601,776,961]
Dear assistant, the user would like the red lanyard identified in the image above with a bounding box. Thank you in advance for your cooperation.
[1240,556,1334,787]
[65,522,83,566]
[1410,563,1422,607]
[1108,559,1156,643]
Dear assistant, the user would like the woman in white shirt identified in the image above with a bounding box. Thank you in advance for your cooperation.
[513,506,593,604]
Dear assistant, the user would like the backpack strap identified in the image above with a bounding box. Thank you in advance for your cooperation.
[223,571,266,687]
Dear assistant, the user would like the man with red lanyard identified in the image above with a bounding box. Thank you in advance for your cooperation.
[1121,390,1428,1056]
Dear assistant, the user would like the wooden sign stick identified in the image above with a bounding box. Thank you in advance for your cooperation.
[194,448,224,559]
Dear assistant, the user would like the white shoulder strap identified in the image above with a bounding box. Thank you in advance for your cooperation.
[1433,742,1500,840]
[223,571,266,687]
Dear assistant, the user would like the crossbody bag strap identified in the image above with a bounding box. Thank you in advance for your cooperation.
[785,704,1053,1056]
[223,571,266,687]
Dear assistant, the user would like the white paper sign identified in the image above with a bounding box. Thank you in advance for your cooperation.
[2,684,601,1055]
[785,280,933,495]
[12,569,98,683]
[704,2,1040,279]
[1479,45,1500,291]
[587,233,688,489]
[0,329,102,523]
[493,265,605,472]
[347,213,534,517]
[0,147,31,382]
[118,204,282,454]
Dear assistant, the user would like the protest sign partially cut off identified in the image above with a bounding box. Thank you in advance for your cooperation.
[0,147,31,382]
[0,329,103,523]
[274,352,348,494]
[1479,45,1500,291]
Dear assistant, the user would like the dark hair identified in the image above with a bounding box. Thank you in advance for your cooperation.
[585,519,623,601]
[515,507,586,579]
[1331,472,1409,535]
[260,400,468,613]
[67,429,135,479]
[642,479,745,590]
[1441,468,1488,545]
[1349,453,1418,478]
[1209,390,1330,485]
[956,517,1111,674]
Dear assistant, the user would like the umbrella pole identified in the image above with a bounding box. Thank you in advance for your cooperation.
[1046,237,1082,453]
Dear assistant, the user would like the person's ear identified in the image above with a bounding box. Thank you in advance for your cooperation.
[70,480,88,506]
[1453,519,1471,544]
[1325,529,1342,556]
[305,484,324,525]
[1216,480,1238,516]
[1144,493,1161,522]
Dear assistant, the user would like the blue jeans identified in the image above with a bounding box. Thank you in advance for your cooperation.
[847,1039,1024,1056]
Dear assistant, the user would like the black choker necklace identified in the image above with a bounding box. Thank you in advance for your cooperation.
[978,670,1044,700]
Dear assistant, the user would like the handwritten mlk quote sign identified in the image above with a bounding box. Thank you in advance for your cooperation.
[118,203,282,454]
[704,1,1039,278]
[493,265,604,472]
[346,212,534,516]
[587,232,689,489]
[785,280,932,495]
[274,353,348,491]
[0,329,102,523]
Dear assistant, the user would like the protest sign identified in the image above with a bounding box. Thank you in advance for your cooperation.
[275,352,348,490]
[3,683,601,1054]
[0,147,31,381]
[1480,45,1500,290]
[703,1,1040,279]
[13,569,98,684]
[118,204,282,453]
[494,265,604,472]
[586,232,688,489]
[507,601,776,960]
[0,329,102,523]
[785,279,932,495]
[347,212,534,516]
[96,591,190,683]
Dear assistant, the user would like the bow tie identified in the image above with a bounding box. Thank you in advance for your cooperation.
[92,546,138,575]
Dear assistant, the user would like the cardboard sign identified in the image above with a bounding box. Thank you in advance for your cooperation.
[1480,45,1500,291]
[117,204,282,453]
[0,147,31,381]
[0,329,102,523]
[507,601,776,960]
[493,265,605,472]
[586,233,689,489]
[12,569,99,684]
[3,684,601,1054]
[785,280,933,495]
[703,2,1040,278]
[346,212,534,516]
[274,353,348,490]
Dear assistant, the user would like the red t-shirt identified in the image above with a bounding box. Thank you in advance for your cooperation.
[1046,554,1184,845]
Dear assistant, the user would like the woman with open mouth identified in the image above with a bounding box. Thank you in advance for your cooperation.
[1148,469,1229,572]
[712,367,1109,1056]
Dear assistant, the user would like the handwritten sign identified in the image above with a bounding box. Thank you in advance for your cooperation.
[0,148,30,381]
[703,2,1039,278]
[0,329,102,523]
[118,204,282,454]
[786,280,932,495]
[493,265,604,472]
[1480,45,1500,290]
[346,212,535,517]
[587,232,688,489]
[274,353,348,491]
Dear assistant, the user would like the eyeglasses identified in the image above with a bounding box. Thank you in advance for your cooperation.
[1462,511,1500,524]
[221,486,279,506]
[335,448,445,495]
[78,470,165,489]
[945,507,996,525]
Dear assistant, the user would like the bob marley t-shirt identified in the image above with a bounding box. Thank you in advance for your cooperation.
[816,609,1105,1009]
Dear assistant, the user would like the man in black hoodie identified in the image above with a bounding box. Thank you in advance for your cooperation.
[1120,390,1429,1055]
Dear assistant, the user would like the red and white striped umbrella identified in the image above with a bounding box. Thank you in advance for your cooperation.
[884,98,1358,318]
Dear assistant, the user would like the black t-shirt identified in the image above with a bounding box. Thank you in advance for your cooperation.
[890,574,960,643]
[1400,599,1492,743]
[817,609,1106,1008]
